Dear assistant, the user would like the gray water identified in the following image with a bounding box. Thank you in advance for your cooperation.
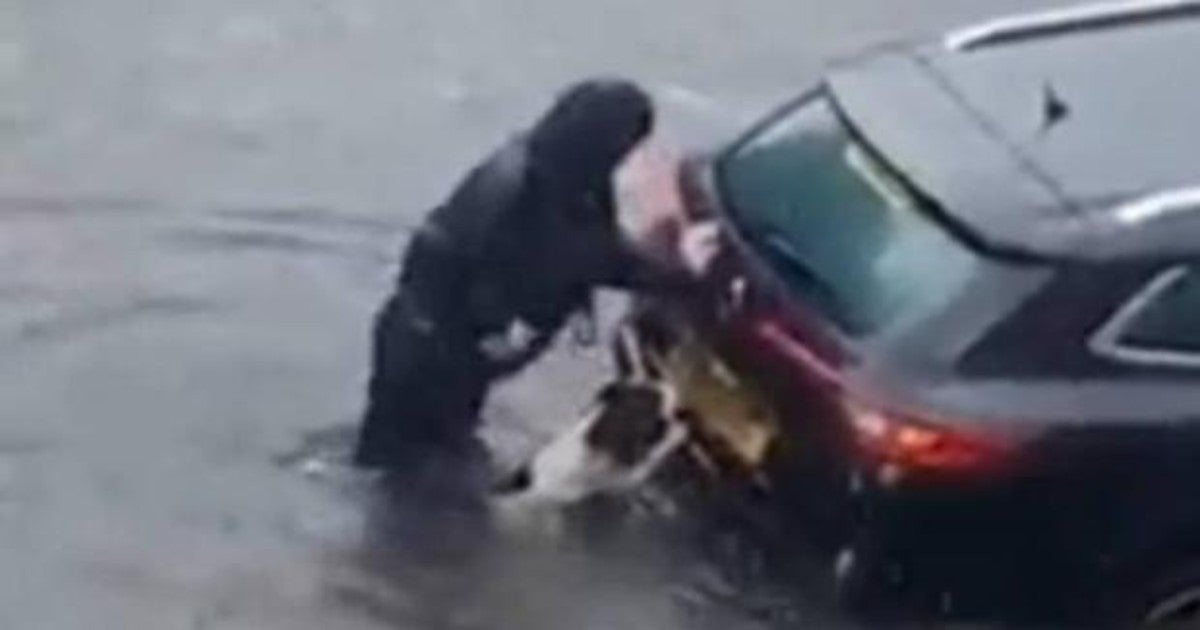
[3,1,1052,627]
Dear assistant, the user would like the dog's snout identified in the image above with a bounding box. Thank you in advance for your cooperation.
[493,465,534,495]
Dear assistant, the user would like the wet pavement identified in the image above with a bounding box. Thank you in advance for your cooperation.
[4,1,1054,628]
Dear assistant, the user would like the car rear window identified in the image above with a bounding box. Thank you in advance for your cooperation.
[718,93,978,337]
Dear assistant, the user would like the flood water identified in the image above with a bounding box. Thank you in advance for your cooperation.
[4,1,1052,627]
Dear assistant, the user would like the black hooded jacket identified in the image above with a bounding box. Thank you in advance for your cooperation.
[396,80,685,352]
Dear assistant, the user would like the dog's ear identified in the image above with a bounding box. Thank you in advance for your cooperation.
[613,325,667,381]
[612,329,638,379]
[597,381,624,405]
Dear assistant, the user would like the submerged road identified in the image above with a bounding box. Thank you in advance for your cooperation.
[4,1,1052,628]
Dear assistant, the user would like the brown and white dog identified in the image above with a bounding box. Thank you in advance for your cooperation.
[490,327,690,535]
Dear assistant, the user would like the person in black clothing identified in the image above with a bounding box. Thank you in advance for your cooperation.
[355,79,691,469]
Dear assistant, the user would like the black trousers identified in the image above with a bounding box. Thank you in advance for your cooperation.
[354,292,491,468]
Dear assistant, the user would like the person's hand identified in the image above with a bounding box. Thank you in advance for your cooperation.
[478,319,539,363]
[617,140,685,257]
[678,220,723,278]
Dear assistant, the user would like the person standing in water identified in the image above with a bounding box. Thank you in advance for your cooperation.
[355,79,693,469]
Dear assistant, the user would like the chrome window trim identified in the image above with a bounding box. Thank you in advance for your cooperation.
[1089,265,1200,368]
[944,0,1200,52]
[1113,186,1200,225]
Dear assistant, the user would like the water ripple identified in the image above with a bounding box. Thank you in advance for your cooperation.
[211,205,407,235]
[166,223,395,265]
[0,194,155,218]
[14,294,220,345]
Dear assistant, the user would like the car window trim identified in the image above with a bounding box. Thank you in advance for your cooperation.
[1089,265,1200,368]
[718,87,828,163]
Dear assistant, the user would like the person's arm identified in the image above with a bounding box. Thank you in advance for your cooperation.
[575,184,691,293]
[604,236,698,293]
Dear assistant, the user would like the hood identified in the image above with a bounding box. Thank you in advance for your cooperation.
[528,79,654,194]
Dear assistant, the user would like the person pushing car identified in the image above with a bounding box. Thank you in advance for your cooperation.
[355,79,696,470]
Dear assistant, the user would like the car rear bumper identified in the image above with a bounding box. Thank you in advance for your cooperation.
[622,305,1107,625]
[834,466,1114,625]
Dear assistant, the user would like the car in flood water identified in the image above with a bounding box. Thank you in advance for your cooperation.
[623,1,1200,626]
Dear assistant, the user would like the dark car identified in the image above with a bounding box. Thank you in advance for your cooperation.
[622,1,1200,626]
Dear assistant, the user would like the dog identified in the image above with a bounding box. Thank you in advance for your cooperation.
[490,326,691,536]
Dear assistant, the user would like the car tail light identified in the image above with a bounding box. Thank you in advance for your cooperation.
[753,317,1027,478]
[844,400,1018,475]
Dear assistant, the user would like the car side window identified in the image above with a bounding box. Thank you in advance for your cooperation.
[1092,266,1200,367]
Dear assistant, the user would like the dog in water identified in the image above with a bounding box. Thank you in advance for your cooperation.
[490,327,691,536]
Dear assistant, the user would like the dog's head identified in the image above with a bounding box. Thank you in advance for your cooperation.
[494,380,691,495]
[584,381,689,468]
[493,321,693,507]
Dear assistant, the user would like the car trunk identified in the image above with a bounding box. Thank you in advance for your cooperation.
[630,221,865,548]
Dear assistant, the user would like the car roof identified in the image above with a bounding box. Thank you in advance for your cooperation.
[827,1,1200,262]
